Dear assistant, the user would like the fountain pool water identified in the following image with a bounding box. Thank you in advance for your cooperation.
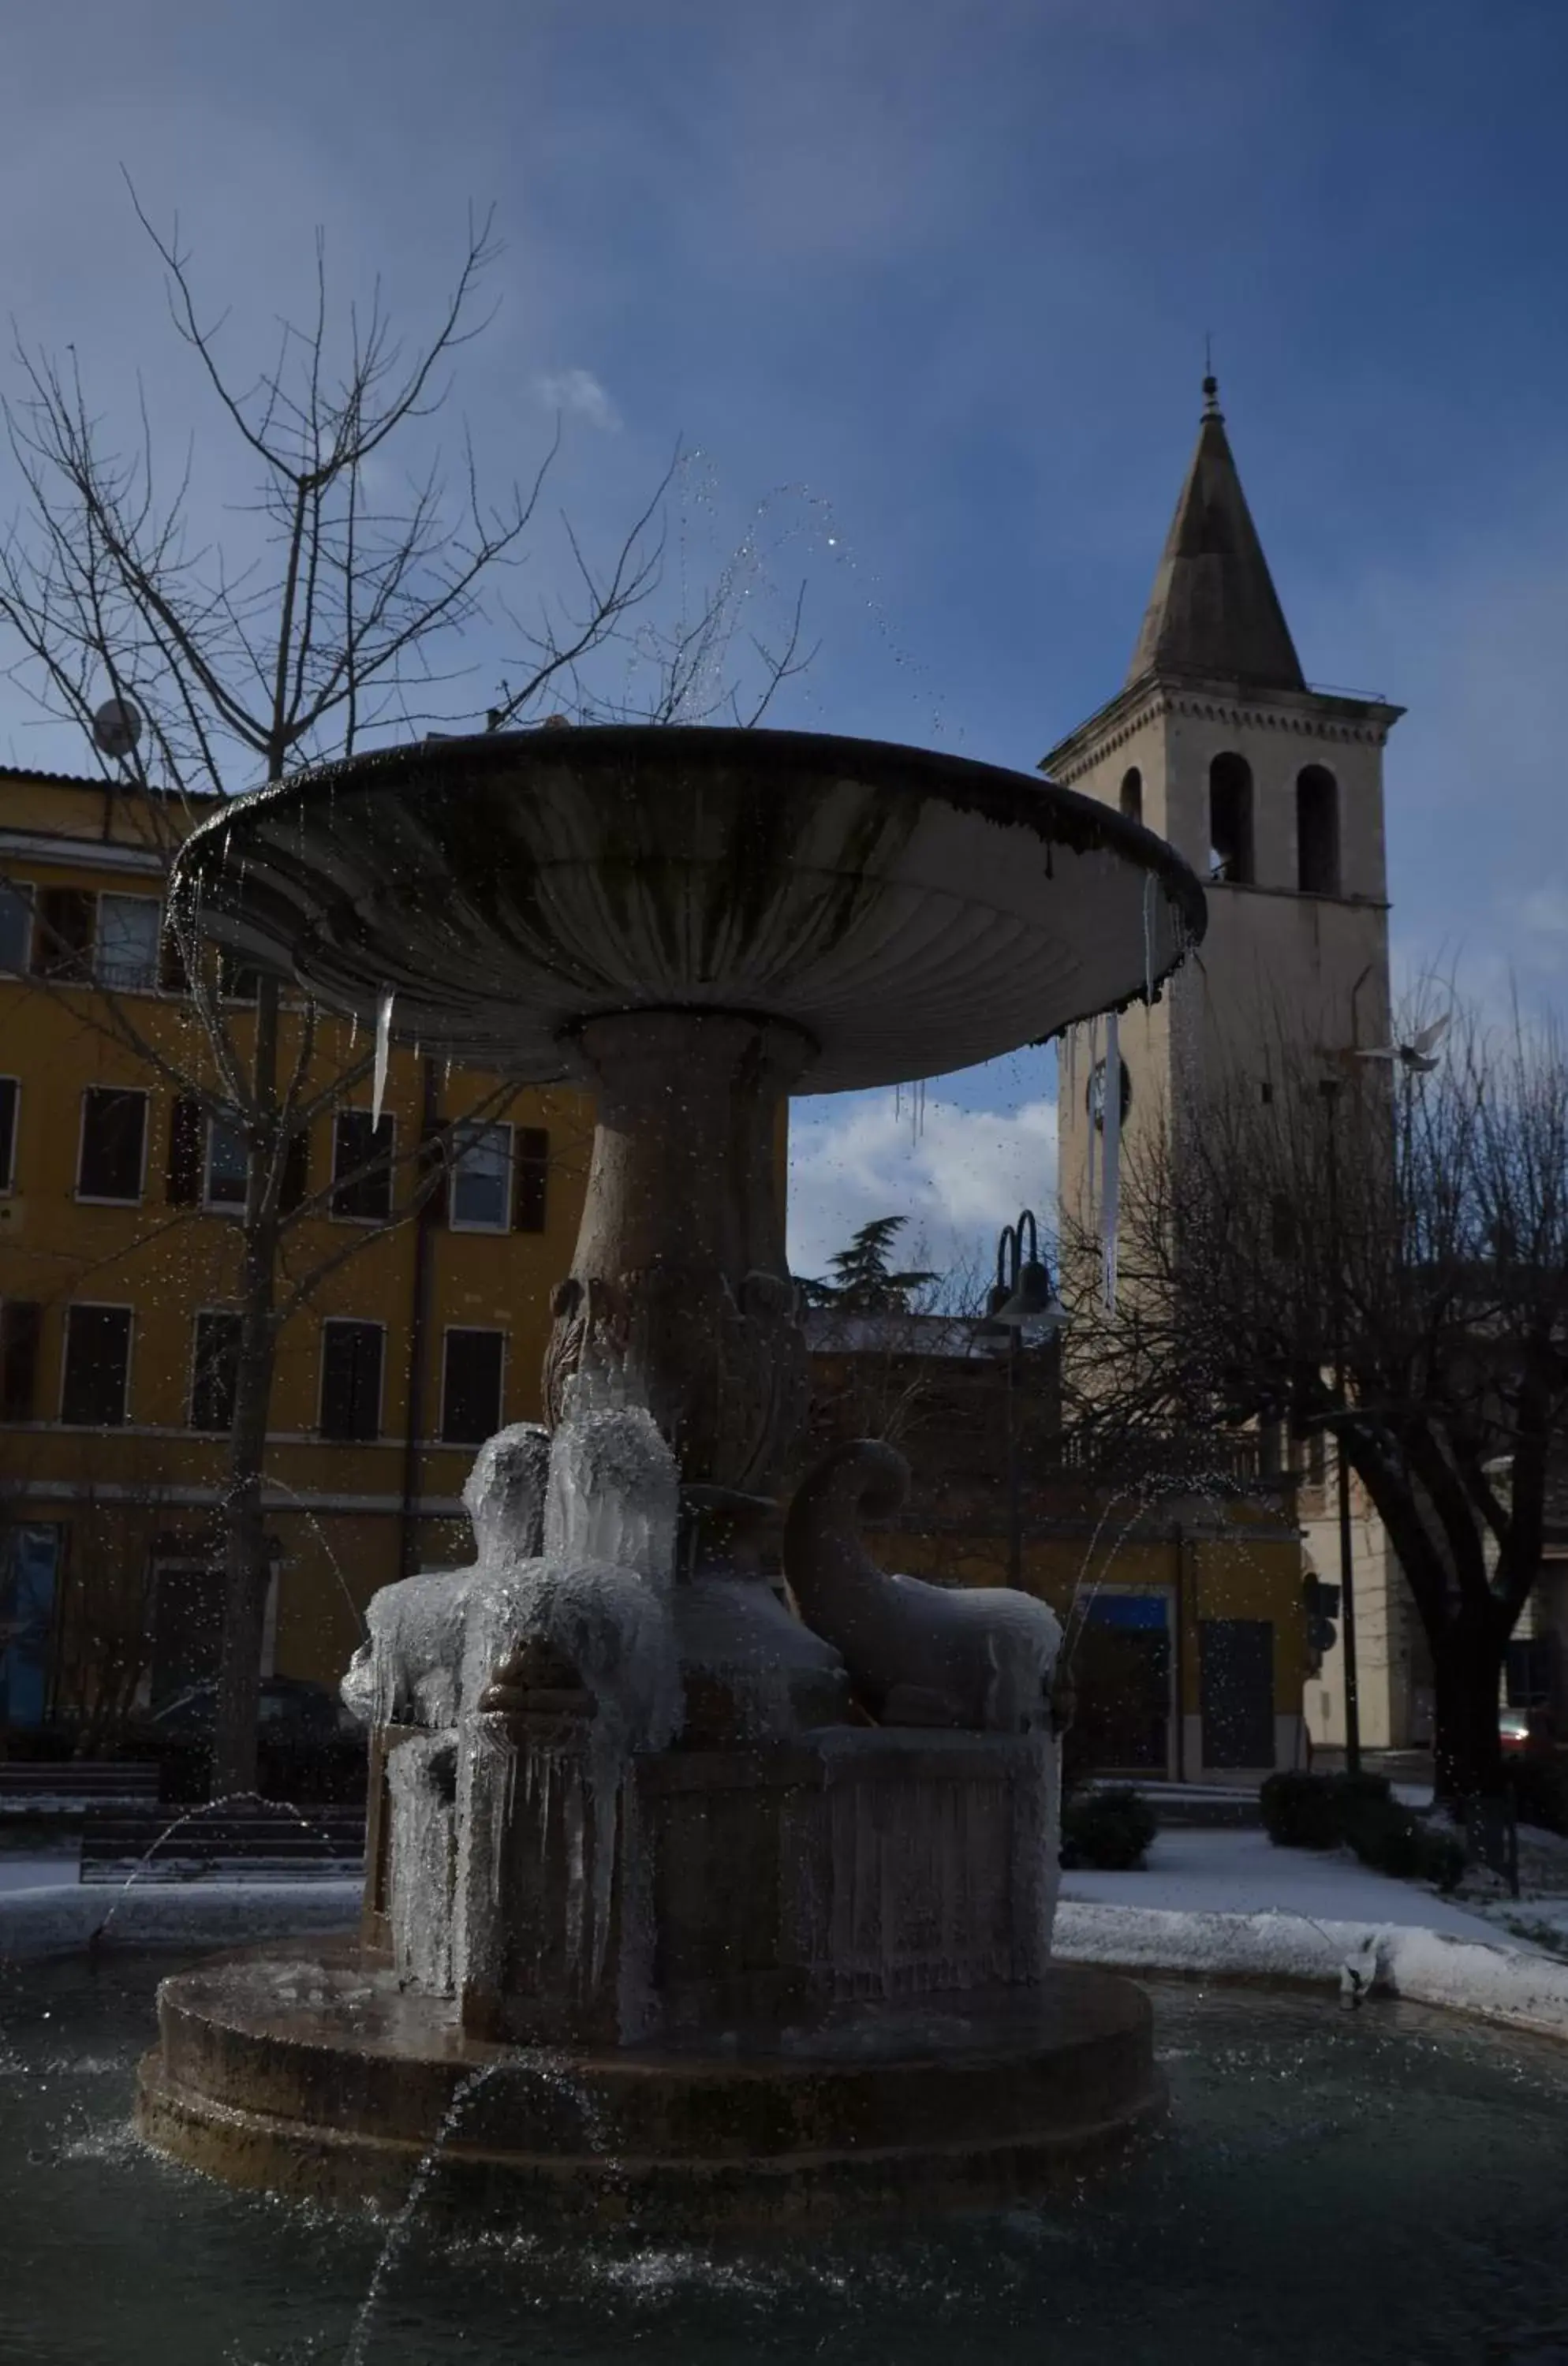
[9,1951,1568,2365]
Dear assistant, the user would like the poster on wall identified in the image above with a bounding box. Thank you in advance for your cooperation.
[0,1524,61,1727]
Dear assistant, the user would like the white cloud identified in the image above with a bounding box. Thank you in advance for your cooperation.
[1520,884,1568,950]
[787,1090,1057,1290]
[532,367,622,433]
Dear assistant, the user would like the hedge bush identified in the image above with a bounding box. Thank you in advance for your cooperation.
[1262,1770,1463,1889]
[1508,1756,1568,1837]
[1343,1796,1465,1892]
[1260,1769,1391,1851]
[1060,1785,1158,1872]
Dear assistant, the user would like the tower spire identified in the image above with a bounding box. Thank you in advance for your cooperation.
[1126,380,1304,692]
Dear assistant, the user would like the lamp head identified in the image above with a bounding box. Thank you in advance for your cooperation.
[989,1259,1068,1336]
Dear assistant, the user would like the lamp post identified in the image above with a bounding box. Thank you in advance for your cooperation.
[1319,1077,1362,1777]
[981,1211,1068,1590]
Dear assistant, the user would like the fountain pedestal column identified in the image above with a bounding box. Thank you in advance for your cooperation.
[543,1010,812,1491]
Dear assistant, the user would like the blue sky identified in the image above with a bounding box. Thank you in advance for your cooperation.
[2,0,1566,1278]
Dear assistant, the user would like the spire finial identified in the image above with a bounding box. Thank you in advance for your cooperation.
[1202,334,1221,417]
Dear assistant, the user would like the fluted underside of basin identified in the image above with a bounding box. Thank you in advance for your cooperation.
[172,728,1205,1092]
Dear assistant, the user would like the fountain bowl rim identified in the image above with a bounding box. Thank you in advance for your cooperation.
[170,720,1209,950]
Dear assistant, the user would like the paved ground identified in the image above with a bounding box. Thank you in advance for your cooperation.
[0,1844,78,1893]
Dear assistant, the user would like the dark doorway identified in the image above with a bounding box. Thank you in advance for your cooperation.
[1071,1595,1171,1774]
[150,1565,225,1707]
[1200,1618,1275,1767]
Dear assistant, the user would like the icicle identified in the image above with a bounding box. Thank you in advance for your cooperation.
[371,989,394,1129]
[1102,1013,1122,1311]
[1085,1015,1101,1214]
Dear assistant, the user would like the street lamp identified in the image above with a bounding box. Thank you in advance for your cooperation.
[980,1210,1068,1588]
[1317,1074,1362,1778]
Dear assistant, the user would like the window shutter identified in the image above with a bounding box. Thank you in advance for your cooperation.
[32,887,95,981]
[320,1321,383,1441]
[0,1301,42,1418]
[189,1312,242,1431]
[440,1329,505,1443]
[332,1110,394,1222]
[77,1089,147,1201]
[166,1097,203,1205]
[513,1126,549,1233]
[158,916,189,995]
[60,1305,132,1426]
[279,1127,310,1215]
[417,1124,450,1224]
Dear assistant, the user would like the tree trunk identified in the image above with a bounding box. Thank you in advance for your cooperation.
[1430,1610,1509,1808]
[211,976,282,1801]
[211,1286,278,1798]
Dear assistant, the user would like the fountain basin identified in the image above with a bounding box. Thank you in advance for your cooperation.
[136,1940,1163,2230]
[17,1954,1568,2365]
[170,725,1202,1090]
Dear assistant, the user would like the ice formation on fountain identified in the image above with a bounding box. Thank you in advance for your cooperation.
[343,1401,685,2023]
[341,1421,551,1731]
[782,1437,1063,1733]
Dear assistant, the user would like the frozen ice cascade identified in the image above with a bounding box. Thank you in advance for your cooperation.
[342,1401,684,2020]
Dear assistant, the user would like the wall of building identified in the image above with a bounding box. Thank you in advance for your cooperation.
[0,768,592,1726]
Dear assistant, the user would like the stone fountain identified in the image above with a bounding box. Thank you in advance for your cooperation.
[137,725,1204,2227]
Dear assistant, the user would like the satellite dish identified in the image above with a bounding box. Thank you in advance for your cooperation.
[91,697,144,759]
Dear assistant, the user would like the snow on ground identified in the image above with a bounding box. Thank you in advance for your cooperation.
[0,1848,78,1894]
[0,1876,360,1961]
[1060,1826,1507,1942]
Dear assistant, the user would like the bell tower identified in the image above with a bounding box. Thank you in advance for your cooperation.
[1044,376,1403,1245]
[1044,378,1421,1763]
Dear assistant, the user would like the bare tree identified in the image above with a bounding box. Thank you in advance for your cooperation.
[1065,1003,1568,1802]
[0,195,812,1795]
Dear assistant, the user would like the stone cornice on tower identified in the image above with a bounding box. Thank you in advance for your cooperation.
[1040,674,1405,786]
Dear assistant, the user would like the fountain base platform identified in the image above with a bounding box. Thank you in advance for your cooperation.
[136,1939,1165,2229]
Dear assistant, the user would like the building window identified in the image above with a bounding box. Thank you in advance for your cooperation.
[0,1078,16,1191]
[514,1125,549,1233]
[319,1319,384,1441]
[189,1311,241,1432]
[218,948,261,1002]
[77,1088,147,1203]
[31,886,95,981]
[61,1304,132,1426]
[450,1122,512,1231]
[1208,753,1254,884]
[0,1301,42,1419]
[205,1119,249,1211]
[331,1110,395,1222]
[1296,765,1340,896]
[441,1329,506,1445]
[1086,1060,1133,1132]
[1118,767,1143,824]
[95,894,161,991]
[0,879,33,972]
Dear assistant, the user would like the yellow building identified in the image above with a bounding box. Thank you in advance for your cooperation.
[0,765,590,1733]
[808,1315,1312,1782]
